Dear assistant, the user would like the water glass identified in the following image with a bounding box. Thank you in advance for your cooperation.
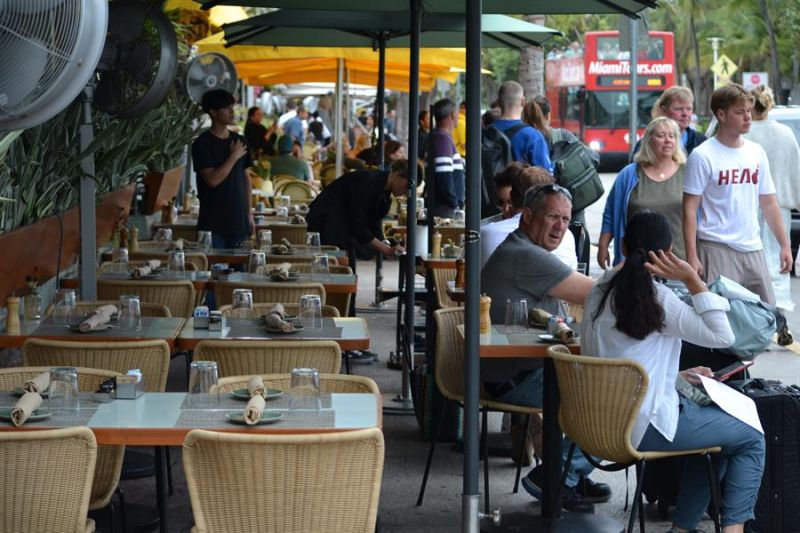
[112,247,129,273]
[167,249,185,274]
[257,230,272,251]
[118,294,138,323]
[453,209,466,224]
[53,289,77,324]
[127,296,142,330]
[279,195,292,209]
[276,206,289,218]
[311,253,329,280]
[232,288,254,309]
[416,197,425,211]
[154,228,172,243]
[417,207,427,221]
[186,361,219,407]
[306,232,321,255]
[248,250,266,274]
[48,367,79,410]
[504,298,529,334]
[289,367,321,411]
[299,294,322,329]
[197,231,213,252]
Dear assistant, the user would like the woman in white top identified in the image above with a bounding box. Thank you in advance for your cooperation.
[581,211,765,533]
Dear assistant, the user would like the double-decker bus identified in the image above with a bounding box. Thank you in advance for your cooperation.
[545,30,677,168]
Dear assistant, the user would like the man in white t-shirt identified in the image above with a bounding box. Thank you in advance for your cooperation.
[683,84,791,304]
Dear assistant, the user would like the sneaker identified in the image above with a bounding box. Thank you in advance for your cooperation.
[521,466,595,513]
[347,351,376,365]
[576,476,611,503]
[521,465,544,500]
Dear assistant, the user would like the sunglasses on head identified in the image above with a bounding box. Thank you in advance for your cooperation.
[530,183,572,201]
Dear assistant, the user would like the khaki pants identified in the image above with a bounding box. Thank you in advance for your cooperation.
[697,239,775,305]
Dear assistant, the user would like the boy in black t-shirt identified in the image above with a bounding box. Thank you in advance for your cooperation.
[191,89,253,248]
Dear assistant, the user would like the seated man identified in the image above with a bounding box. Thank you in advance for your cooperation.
[480,184,609,512]
[480,163,576,270]
[269,136,311,182]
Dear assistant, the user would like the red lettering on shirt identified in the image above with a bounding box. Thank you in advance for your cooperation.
[752,167,759,184]
[730,169,739,184]
[718,170,730,185]
[741,168,750,184]
[716,167,759,186]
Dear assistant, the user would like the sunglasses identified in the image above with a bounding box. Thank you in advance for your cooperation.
[528,183,572,202]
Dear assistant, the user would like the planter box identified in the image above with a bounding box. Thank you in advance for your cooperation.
[143,166,184,215]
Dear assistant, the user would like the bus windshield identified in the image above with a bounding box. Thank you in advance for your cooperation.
[584,91,661,129]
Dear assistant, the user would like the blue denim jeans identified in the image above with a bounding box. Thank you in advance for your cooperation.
[494,367,595,487]
[638,396,765,529]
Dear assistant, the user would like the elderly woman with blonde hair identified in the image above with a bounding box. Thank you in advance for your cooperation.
[598,116,688,267]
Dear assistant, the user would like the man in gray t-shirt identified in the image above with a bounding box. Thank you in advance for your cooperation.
[481,184,604,512]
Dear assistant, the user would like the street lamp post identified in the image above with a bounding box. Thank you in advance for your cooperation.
[708,37,724,90]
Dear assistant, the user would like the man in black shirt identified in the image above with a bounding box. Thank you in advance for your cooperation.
[192,90,254,248]
[244,106,277,158]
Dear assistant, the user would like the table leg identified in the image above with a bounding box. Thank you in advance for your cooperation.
[155,446,168,533]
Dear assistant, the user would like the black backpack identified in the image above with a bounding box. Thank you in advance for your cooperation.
[549,128,603,214]
[479,123,525,218]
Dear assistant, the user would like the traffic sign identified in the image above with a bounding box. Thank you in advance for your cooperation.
[711,54,738,79]
[743,71,769,90]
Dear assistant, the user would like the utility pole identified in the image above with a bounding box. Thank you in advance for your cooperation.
[708,37,724,90]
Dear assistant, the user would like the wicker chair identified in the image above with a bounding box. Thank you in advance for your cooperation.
[214,281,325,308]
[0,367,125,523]
[432,268,460,309]
[192,340,341,377]
[99,260,198,274]
[319,163,338,188]
[183,428,384,533]
[547,345,722,533]
[0,427,97,533]
[97,279,196,317]
[129,250,209,271]
[213,373,379,395]
[217,302,339,318]
[265,224,307,245]
[46,300,172,318]
[276,180,315,203]
[417,308,543,511]
[22,339,171,393]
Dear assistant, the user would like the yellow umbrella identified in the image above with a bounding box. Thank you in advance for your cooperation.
[163,0,248,26]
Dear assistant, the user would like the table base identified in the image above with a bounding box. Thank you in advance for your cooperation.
[481,509,623,533]
[381,391,415,416]
[91,502,160,533]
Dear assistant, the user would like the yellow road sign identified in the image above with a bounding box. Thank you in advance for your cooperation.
[711,54,738,79]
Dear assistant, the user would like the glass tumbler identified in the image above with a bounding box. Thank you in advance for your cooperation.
[257,230,273,251]
[453,209,466,224]
[232,288,254,310]
[248,250,266,274]
[276,206,289,218]
[127,296,142,330]
[311,253,329,280]
[48,367,79,410]
[197,231,213,252]
[112,247,129,274]
[168,250,185,274]
[154,228,173,243]
[306,232,321,255]
[187,361,219,407]
[299,294,322,329]
[504,298,529,334]
[289,367,321,411]
[279,195,292,209]
[53,289,77,324]
[118,294,138,323]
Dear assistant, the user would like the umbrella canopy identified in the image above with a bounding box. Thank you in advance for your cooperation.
[223,11,561,49]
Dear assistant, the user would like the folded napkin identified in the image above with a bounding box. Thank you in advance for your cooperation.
[172,238,184,251]
[290,214,306,225]
[528,308,553,327]
[280,237,293,249]
[267,262,292,281]
[22,372,49,394]
[267,303,286,318]
[79,304,118,332]
[12,392,42,427]
[264,304,294,332]
[244,394,266,425]
[247,376,265,398]
[434,217,453,226]
[132,259,162,279]
[272,244,290,255]
[554,321,575,343]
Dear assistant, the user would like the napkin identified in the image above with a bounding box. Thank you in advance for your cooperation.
[280,237,293,249]
[132,259,162,279]
[267,303,286,318]
[79,304,118,332]
[290,214,306,225]
[22,372,49,394]
[528,308,553,327]
[247,376,265,398]
[11,392,42,427]
[267,262,292,281]
[554,321,575,343]
[272,244,290,255]
[264,304,294,332]
[244,394,266,425]
[172,238,184,251]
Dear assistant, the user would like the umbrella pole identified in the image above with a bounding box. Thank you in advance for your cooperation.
[335,58,345,178]
[371,33,388,309]
[79,84,97,301]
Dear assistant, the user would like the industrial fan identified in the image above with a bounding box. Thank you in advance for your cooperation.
[184,52,238,104]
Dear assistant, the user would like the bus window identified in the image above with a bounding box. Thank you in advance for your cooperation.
[585,91,664,129]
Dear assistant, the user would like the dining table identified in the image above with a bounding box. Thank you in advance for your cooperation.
[103,245,350,266]
[460,324,623,532]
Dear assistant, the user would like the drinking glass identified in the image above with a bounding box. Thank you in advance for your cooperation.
[232,288,254,309]
[186,361,219,407]
[504,298,529,334]
[53,289,77,324]
[299,294,322,329]
[127,296,142,330]
[311,253,329,280]
[306,232,321,255]
[279,195,292,209]
[118,294,138,323]
[276,206,289,218]
[154,228,172,243]
[167,249,185,274]
[248,250,266,274]
[257,230,272,251]
[112,247,129,273]
[197,231,213,252]
[417,207,427,221]
[453,209,466,224]
[289,367,321,411]
[48,367,79,410]
[415,197,425,211]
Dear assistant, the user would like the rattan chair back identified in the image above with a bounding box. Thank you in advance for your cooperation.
[432,268,460,309]
[183,428,384,533]
[22,339,171,393]
[46,300,172,318]
[214,281,325,308]
[265,224,308,245]
[99,260,198,274]
[547,345,649,464]
[433,308,467,401]
[0,427,97,533]
[193,340,341,377]
[213,373,379,395]
[129,250,209,271]
[276,180,315,203]
[97,279,196,317]
[217,303,339,318]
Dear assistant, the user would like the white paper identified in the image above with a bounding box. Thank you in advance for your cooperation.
[697,375,764,434]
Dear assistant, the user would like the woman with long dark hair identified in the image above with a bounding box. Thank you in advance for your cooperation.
[580,211,764,533]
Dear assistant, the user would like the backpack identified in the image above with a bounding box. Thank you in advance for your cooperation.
[548,128,604,213]
[479,123,525,218]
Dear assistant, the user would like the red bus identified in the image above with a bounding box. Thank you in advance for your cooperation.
[546,30,677,168]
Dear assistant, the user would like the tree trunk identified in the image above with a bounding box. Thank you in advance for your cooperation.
[518,14,546,98]
[755,0,782,103]
[689,3,704,111]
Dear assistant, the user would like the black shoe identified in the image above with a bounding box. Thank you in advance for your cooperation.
[576,476,611,503]
[561,486,595,513]
[348,350,378,364]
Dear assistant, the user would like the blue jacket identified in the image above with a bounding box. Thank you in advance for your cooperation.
[493,119,554,173]
[601,162,639,265]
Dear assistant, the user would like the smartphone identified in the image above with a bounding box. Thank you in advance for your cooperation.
[713,361,754,382]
